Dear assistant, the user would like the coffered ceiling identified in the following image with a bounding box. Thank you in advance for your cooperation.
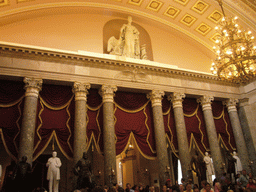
[0,0,255,53]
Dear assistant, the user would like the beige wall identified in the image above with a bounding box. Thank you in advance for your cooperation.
[0,12,213,73]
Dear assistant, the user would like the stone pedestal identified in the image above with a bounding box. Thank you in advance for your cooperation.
[197,96,223,179]
[147,90,170,187]
[169,92,191,180]
[223,98,250,172]
[238,99,256,176]
[99,85,117,186]
[19,77,42,164]
[73,82,90,164]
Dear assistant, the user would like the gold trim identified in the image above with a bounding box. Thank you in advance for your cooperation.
[146,0,163,12]
[208,10,223,24]
[128,0,143,6]
[213,107,235,151]
[163,5,180,19]
[184,104,207,151]
[0,129,17,161]
[33,95,74,160]
[191,0,209,15]
[114,101,150,113]
[195,22,212,36]
[0,96,24,158]
[0,0,9,7]
[17,0,35,3]
[174,0,189,6]
[180,13,197,27]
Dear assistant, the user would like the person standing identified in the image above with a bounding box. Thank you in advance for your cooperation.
[46,151,62,192]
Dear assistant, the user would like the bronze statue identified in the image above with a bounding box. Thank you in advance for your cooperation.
[13,156,32,192]
[74,152,93,190]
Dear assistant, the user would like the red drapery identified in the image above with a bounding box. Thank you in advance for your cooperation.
[212,101,236,151]
[183,98,209,154]
[0,80,25,160]
[114,91,156,159]
[0,80,237,161]
[33,84,74,160]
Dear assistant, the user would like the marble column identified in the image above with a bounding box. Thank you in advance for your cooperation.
[19,77,42,164]
[197,96,223,179]
[168,92,191,180]
[99,85,117,186]
[72,82,90,164]
[223,98,250,172]
[147,90,170,187]
[238,99,256,176]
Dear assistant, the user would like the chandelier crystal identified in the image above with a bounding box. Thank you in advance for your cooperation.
[211,0,256,84]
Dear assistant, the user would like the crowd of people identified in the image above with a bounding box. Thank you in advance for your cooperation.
[73,169,256,192]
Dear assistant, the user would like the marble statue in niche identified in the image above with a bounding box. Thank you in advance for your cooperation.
[107,16,147,60]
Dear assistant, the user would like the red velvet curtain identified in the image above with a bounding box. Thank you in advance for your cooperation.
[114,91,156,159]
[183,98,209,154]
[87,89,103,152]
[0,80,25,160]
[34,84,74,160]
[212,101,236,151]
[0,79,237,161]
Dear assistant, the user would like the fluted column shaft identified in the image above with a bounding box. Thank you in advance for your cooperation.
[223,99,250,172]
[147,90,170,187]
[19,77,42,164]
[73,82,90,164]
[169,93,191,179]
[99,85,117,186]
[197,96,223,179]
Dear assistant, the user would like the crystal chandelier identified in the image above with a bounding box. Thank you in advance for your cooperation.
[210,0,256,84]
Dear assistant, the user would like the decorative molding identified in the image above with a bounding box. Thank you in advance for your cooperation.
[114,69,151,82]
[0,0,9,7]
[23,77,42,98]
[164,6,180,19]
[210,33,221,43]
[195,23,211,36]
[180,13,197,27]
[99,85,117,103]
[0,42,242,85]
[197,95,214,111]
[73,82,91,101]
[191,0,209,15]
[208,10,223,24]
[128,0,143,6]
[174,0,189,6]
[146,0,163,12]
[147,90,165,107]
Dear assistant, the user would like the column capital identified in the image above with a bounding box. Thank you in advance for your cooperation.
[223,98,239,113]
[147,90,164,107]
[23,77,42,98]
[72,82,90,101]
[99,85,117,103]
[197,95,214,111]
[168,92,185,109]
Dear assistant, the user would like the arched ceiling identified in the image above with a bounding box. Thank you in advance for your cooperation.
[0,0,256,59]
